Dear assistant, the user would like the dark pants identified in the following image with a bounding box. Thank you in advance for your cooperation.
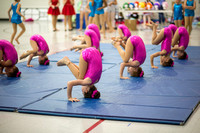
[159,5,165,24]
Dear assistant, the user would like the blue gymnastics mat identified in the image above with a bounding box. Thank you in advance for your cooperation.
[1,44,200,125]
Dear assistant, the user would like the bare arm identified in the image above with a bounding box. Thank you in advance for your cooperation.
[97,0,107,10]
[56,0,60,7]
[70,0,74,5]
[67,78,92,102]
[48,0,52,6]
[27,54,36,67]
[150,50,166,69]
[16,3,25,21]
[171,46,185,52]
[172,4,174,12]
[8,6,12,22]
[184,0,196,10]
[63,0,67,5]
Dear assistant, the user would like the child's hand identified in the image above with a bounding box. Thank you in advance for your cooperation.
[68,98,80,102]
[120,76,130,80]
[97,7,101,11]
[27,65,34,67]
[151,66,158,69]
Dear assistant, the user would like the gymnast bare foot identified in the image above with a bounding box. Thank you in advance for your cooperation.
[15,38,20,44]
[57,56,70,66]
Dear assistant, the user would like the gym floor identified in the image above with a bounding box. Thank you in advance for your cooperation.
[0,20,200,133]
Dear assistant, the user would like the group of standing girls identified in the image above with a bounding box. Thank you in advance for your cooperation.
[48,0,75,31]
[172,0,196,35]
[47,0,117,37]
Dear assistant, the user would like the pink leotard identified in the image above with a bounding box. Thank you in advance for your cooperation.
[82,47,102,85]
[168,24,177,35]
[130,36,146,65]
[118,24,131,39]
[30,35,49,56]
[87,24,101,41]
[84,29,100,49]
[0,40,18,66]
[161,27,172,55]
[178,27,189,49]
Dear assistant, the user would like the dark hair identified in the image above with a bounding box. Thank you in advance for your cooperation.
[178,52,187,60]
[162,58,174,67]
[39,57,50,65]
[6,66,20,77]
[84,86,100,99]
[130,67,144,77]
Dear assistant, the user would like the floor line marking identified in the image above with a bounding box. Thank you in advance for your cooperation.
[83,119,104,133]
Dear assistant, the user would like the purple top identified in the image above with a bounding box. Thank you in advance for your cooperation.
[84,29,100,49]
[30,35,49,56]
[0,40,18,66]
[87,24,101,41]
[130,36,146,65]
[82,47,102,85]
[178,27,189,49]
[161,27,172,55]
[118,24,131,39]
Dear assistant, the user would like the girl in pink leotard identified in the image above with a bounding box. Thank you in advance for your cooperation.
[171,26,189,59]
[20,34,50,67]
[57,47,102,102]
[146,21,174,68]
[72,24,100,46]
[113,35,146,79]
[112,24,131,49]
[71,28,101,53]
[0,40,21,77]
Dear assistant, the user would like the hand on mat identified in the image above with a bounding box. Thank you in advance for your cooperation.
[120,76,130,80]
[27,65,34,67]
[68,98,80,102]
[151,65,158,69]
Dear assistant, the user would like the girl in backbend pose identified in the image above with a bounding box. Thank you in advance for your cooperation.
[48,0,60,31]
[111,24,131,49]
[94,0,107,38]
[171,26,189,59]
[8,0,26,45]
[57,47,102,102]
[0,40,21,77]
[20,35,50,67]
[172,0,184,27]
[79,0,89,31]
[112,36,146,79]
[146,21,174,68]
[184,0,196,35]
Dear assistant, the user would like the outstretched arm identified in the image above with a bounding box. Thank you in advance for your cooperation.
[67,78,92,102]
[8,6,12,22]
